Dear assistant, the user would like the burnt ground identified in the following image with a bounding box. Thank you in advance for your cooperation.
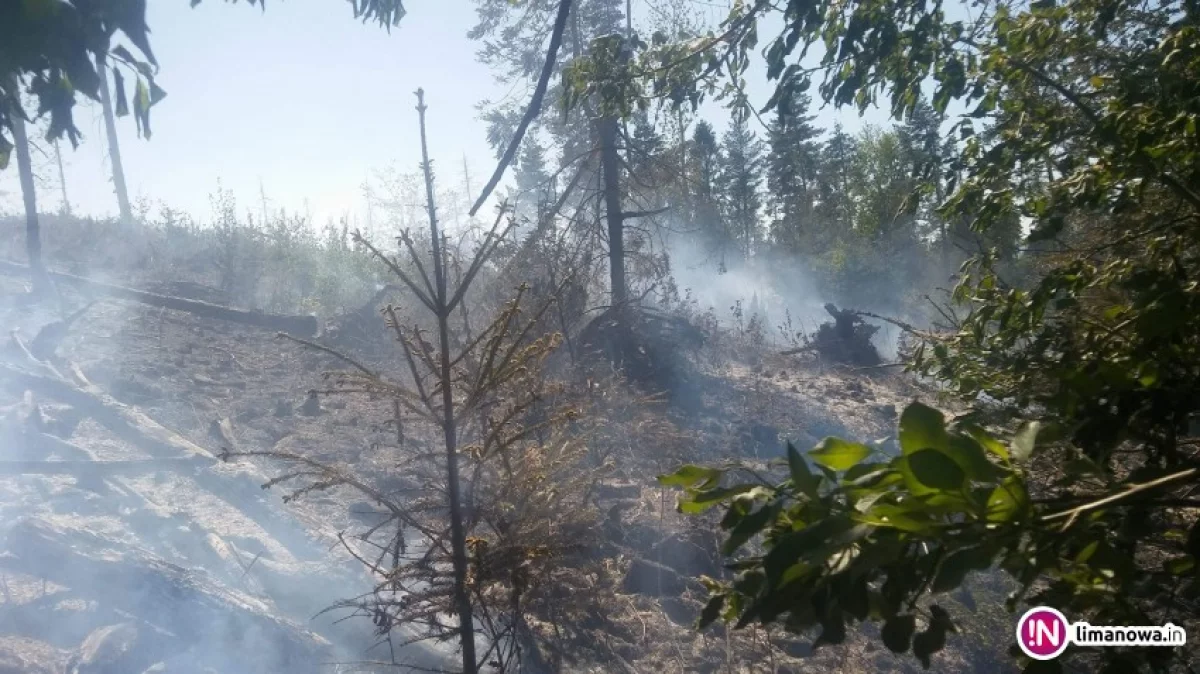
[0,260,1016,673]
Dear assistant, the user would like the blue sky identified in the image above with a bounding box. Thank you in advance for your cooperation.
[0,0,894,226]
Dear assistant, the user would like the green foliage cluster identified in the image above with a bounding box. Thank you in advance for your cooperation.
[636,0,1200,671]
[663,402,1199,671]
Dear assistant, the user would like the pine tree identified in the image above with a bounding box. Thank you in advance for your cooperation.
[717,112,765,263]
[688,120,726,267]
[813,122,857,254]
[897,98,946,245]
[629,111,664,189]
[512,139,553,221]
[691,120,720,200]
[766,87,822,253]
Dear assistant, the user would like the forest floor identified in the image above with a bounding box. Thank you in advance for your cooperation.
[0,235,1017,673]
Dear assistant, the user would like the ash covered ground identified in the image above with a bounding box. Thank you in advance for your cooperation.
[0,246,1014,674]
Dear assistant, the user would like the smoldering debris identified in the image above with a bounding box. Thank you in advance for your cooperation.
[576,306,706,398]
[783,303,884,366]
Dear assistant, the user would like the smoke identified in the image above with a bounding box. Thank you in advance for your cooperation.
[658,229,913,359]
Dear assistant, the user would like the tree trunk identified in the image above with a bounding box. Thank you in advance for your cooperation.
[0,259,319,335]
[8,88,47,293]
[96,52,133,224]
[415,89,478,674]
[53,141,71,215]
[599,115,626,307]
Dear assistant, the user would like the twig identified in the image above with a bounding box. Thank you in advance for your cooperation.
[239,552,263,581]
[8,331,64,380]
[1043,467,1200,529]
[276,331,377,377]
[852,362,906,372]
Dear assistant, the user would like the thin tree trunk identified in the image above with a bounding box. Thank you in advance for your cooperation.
[599,116,626,307]
[95,52,133,224]
[53,141,70,215]
[8,87,47,292]
[415,89,477,674]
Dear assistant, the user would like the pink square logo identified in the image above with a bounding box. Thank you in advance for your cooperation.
[1017,607,1071,660]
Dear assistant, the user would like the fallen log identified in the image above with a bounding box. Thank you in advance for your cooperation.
[0,259,318,336]
[0,362,323,562]
[1,419,165,508]
[0,457,206,476]
[0,362,214,461]
[1,517,333,673]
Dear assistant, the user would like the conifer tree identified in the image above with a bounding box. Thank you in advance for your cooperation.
[767,88,822,252]
[716,112,765,263]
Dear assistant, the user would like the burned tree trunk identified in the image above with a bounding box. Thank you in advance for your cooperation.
[95,51,133,225]
[6,80,47,294]
[783,304,883,366]
[599,116,626,308]
[0,260,318,336]
[0,456,205,477]
[824,303,859,341]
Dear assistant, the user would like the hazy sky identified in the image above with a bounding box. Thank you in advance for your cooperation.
[0,0,892,227]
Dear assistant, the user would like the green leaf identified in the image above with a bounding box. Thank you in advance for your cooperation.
[787,442,820,498]
[899,403,949,455]
[697,594,725,629]
[906,449,966,491]
[1186,517,1200,558]
[881,614,916,653]
[856,504,935,534]
[809,437,872,471]
[763,517,864,586]
[679,485,759,514]
[813,609,847,647]
[112,69,130,117]
[912,629,940,669]
[986,477,1029,523]
[931,547,993,593]
[960,423,1009,461]
[722,501,778,555]
[0,133,11,171]
[1164,555,1194,575]
[1011,421,1057,462]
[945,434,1004,481]
[149,79,167,106]
[839,576,870,620]
[133,77,152,138]
[912,606,952,668]
[658,464,722,489]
